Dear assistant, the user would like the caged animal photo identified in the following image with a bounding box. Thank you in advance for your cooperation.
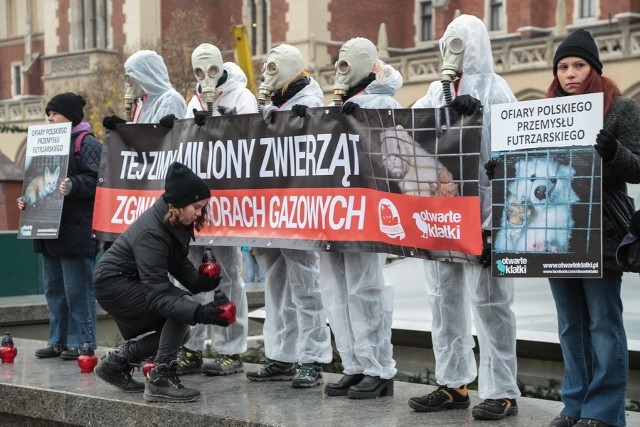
[494,156,579,253]
[22,165,61,207]
[379,125,458,197]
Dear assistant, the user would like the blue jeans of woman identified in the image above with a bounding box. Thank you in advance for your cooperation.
[43,254,97,348]
[549,269,627,426]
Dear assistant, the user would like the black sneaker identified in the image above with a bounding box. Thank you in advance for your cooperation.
[143,361,200,403]
[60,348,80,360]
[35,345,67,358]
[292,362,322,388]
[472,398,518,420]
[246,359,296,382]
[408,384,470,412]
[94,352,145,393]
[550,415,578,426]
[201,354,243,376]
[574,419,613,427]
[176,346,203,375]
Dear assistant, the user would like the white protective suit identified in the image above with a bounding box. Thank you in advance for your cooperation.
[123,50,186,123]
[253,49,332,364]
[320,49,403,380]
[182,62,257,356]
[412,14,520,399]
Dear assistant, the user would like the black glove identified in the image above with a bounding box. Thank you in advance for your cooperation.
[480,230,492,268]
[159,114,176,129]
[193,302,229,326]
[484,159,497,180]
[192,275,221,294]
[292,104,308,118]
[218,106,237,116]
[449,95,482,116]
[595,128,618,163]
[193,109,208,127]
[342,101,359,115]
[102,115,126,130]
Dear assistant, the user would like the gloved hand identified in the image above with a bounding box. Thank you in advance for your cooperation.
[193,109,209,127]
[102,115,126,130]
[449,95,482,116]
[193,302,229,326]
[595,128,618,163]
[262,104,279,124]
[484,159,497,180]
[159,114,176,129]
[342,101,359,115]
[292,104,308,118]
[480,230,492,268]
[218,106,237,116]
[192,275,221,294]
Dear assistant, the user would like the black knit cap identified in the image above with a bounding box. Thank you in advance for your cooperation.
[162,162,211,208]
[45,92,86,126]
[553,29,602,76]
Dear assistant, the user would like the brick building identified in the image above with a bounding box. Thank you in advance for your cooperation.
[0,0,639,170]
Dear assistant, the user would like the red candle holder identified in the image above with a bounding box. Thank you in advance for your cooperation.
[0,332,17,363]
[77,341,98,373]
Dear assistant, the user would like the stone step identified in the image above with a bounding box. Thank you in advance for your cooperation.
[1,338,639,427]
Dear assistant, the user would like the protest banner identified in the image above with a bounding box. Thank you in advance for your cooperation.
[490,92,603,277]
[94,107,484,262]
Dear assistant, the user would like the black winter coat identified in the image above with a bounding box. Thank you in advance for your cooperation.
[34,125,102,258]
[93,198,202,338]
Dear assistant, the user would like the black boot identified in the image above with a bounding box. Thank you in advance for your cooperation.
[347,375,394,399]
[94,351,145,393]
[143,361,200,403]
[324,373,365,396]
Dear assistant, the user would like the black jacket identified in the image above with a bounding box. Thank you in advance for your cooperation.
[93,198,202,328]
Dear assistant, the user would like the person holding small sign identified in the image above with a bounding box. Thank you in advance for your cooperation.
[545,29,640,427]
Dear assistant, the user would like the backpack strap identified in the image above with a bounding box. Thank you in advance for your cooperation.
[74,131,93,166]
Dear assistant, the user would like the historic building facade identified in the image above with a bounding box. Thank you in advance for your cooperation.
[1,0,639,166]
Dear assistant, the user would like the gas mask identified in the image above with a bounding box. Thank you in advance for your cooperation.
[257,44,304,108]
[333,37,378,105]
[124,74,144,121]
[440,36,464,103]
[191,43,224,109]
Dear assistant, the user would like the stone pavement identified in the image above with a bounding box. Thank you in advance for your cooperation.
[2,338,639,427]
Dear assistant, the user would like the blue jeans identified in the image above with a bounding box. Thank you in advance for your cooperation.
[242,249,264,282]
[549,269,628,426]
[43,255,97,349]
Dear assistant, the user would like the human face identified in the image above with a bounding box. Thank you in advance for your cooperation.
[46,111,71,124]
[556,57,591,94]
[180,199,209,226]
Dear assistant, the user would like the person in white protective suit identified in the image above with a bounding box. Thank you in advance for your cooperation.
[103,50,186,127]
[408,14,520,421]
[321,37,401,400]
[174,43,258,376]
[245,44,332,388]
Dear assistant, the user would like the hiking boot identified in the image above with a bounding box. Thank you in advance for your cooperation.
[60,348,80,360]
[574,419,613,427]
[201,354,243,376]
[143,361,200,403]
[550,415,578,426]
[35,345,66,358]
[176,346,203,375]
[472,398,518,420]
[94,352,145,393]
[408,384,470,412]
[246,359,296,382]
[292,362,323,388]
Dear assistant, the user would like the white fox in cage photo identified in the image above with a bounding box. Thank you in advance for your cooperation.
[379,124,458,197]
[22,165,61,207]
[494,156,579,253]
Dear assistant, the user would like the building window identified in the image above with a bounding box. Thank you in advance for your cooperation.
[489,0,504,31]
[11,63,22,97]
[71,0,108,50]
[420,1,433,42]
[579,0,596,18]
[248,0,269,56]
